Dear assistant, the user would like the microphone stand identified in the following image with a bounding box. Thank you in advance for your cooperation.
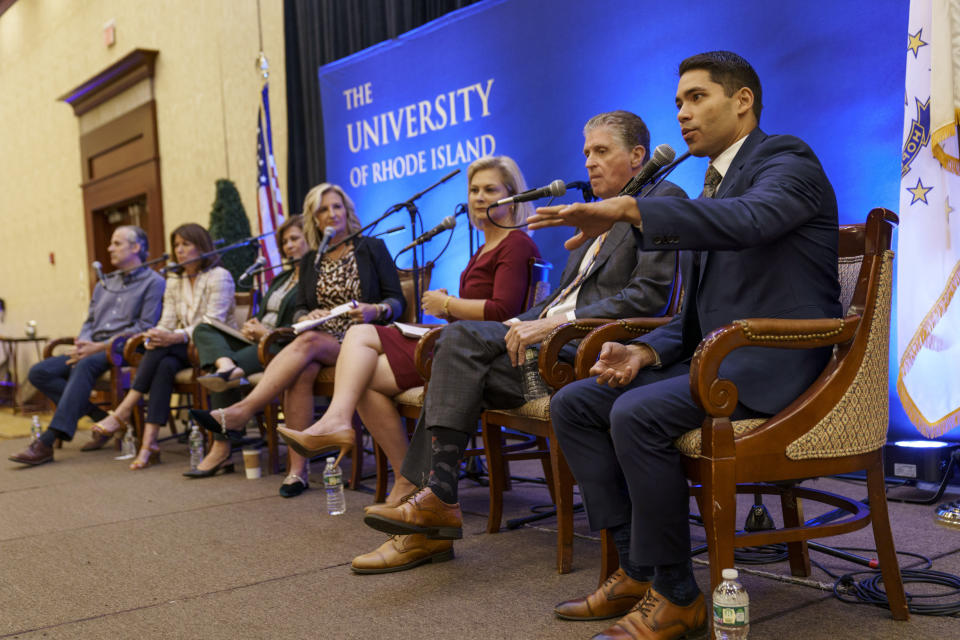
[330,169,461,323]
[108,253,170,277]
[402,170,461,322]
[163,231,276,274]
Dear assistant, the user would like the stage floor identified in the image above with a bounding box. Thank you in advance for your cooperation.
[0,431,957,639]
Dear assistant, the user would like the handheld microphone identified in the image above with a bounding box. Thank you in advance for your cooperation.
[492,179,566,207]
[238,256,267,283]
[619,144,676,197]
[313,226,336,268]
[401,216,456,252]
[92,261,106,287]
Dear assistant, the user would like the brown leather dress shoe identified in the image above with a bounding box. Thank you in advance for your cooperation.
[363,487,463,539]
[351,534,454,574]
[555,568,651,620]
[591,588,707,640]
[9,440,54,466]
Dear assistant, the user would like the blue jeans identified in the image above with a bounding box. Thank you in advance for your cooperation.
[28,353,111,440]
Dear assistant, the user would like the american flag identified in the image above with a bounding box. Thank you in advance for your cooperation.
[257,82,285,284]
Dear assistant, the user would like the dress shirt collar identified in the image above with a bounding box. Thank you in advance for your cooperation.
[709,134,749,184]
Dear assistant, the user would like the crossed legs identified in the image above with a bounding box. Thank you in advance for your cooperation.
[297,325,416,502]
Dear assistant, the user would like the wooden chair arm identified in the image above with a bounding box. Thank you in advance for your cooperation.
[259,327,296,366]
[43,337,75,359]
[574,317,673,379]
[538,318,617,389]
[107,334,135,366]
[414,325,446,381]
[123,334,147,366]
[690,315,861,417]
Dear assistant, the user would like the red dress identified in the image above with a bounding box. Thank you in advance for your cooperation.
[375,230,541,390]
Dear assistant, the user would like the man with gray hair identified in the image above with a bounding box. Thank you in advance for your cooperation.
[349,110,687,574]
[10,226,165,466]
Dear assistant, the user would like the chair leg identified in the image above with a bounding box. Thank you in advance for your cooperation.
[551,440,574,574]
[599,529,619,587]
[537,436,557,504]
[779,487,811,577]
[348,414,363,490]
[866,456,910,620]
[264,401,280,474]
[701,456,737,594]
[373,441,388,503]
[481,417,506,534]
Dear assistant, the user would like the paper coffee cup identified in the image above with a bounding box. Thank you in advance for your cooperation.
[242,448,261,479]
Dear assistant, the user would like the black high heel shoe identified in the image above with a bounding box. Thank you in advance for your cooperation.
[183,454,236,479]
[189,409,245,444]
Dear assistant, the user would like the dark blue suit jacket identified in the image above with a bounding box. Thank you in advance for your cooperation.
[636,128,842,414]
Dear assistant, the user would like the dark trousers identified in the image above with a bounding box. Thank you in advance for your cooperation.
[400,320,527,487]
[550,362,766,566]
[192,323,263,374]
[132,344,190,425]
[28,353,110,440]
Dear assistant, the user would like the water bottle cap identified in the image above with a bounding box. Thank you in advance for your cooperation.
[721,568,738,580]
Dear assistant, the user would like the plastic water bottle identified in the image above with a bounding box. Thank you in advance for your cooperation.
[713,568,749,639]
[520,347,550,401]
[116,425,137,460]
[323,456,346,515]
[30,415,43,441]
[188,423,205,471]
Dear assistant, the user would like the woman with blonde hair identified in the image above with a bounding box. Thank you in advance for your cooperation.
[280,156,541,507]
[190,183,404,497]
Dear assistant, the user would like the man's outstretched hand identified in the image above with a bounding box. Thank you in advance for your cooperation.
[528,196,641,250]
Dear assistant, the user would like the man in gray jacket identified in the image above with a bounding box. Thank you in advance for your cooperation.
[352,110,687,574]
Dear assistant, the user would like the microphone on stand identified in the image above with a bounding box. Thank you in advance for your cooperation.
[492,179,566,207]
[162,261,183,275]
[400,216,457,252]
[565,181,596,202]
[92,261,106,287]
[238,256,267,284]
[619,144,676,197]
[313,226,336,268]
[373,225,407,238]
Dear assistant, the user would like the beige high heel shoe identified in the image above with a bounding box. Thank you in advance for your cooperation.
[277,426,354,467]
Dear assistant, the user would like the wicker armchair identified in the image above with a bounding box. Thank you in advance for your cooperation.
[479,255,682,574]
[581,209,908,621]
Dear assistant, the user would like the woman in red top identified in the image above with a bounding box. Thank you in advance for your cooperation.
[279,156,541,504]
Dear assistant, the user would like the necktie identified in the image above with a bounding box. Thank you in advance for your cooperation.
[538,232,608,318]
[701,165,722,199]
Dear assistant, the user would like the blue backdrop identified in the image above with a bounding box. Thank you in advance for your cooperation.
[317,0,933,440]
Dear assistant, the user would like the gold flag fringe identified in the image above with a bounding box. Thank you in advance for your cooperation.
[897,257,960,437]
[931,110,960,176]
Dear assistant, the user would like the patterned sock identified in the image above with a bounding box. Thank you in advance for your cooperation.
[610,522,653,582]
[653,560,700,606]
[425,426,469,504]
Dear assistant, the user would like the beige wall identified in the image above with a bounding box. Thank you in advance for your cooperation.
[0,0,287,343]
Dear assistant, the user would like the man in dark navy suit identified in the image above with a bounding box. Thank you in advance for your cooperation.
[530,51,841,640]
